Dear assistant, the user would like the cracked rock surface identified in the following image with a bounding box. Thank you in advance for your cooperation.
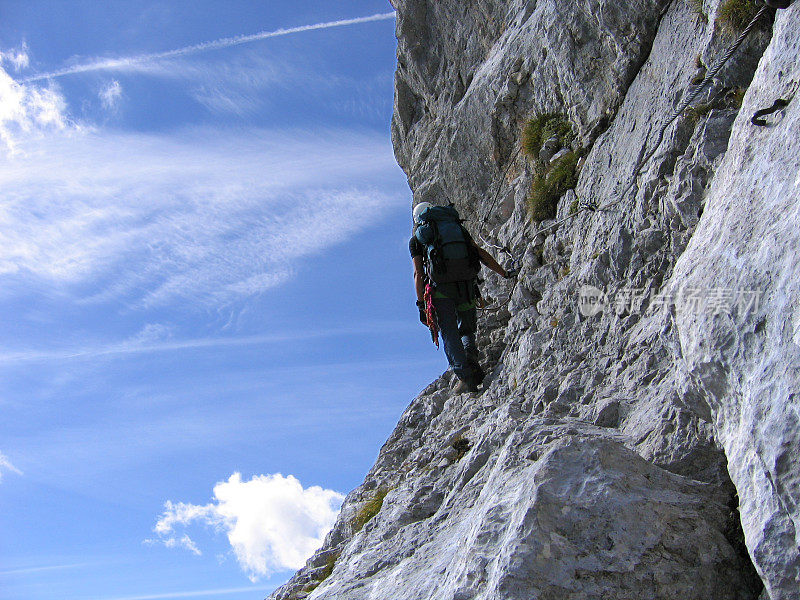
[269,1,798,599]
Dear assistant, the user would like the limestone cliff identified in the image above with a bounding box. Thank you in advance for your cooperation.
[269,1,799,598]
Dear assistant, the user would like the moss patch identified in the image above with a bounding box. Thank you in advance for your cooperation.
[295,552,339,597]
[352,488,389,532]
[528,151,580,222]
[450,435,472,460]
[320,552,338,581]
[728,87,746,108]
[684,101,715,124]
[717,0,762,31]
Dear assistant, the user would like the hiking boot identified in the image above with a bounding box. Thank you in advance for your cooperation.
[471,362,486,386]
[466,356,486,386]
[454,378,480,394]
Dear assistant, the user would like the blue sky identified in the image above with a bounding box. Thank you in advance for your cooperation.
[0,2,443,598]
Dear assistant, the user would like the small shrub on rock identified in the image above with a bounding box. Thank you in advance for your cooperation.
[521,113,573,163]
[528,151,579,222]
[717,0,762,31]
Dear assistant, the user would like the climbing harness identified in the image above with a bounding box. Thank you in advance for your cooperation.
[751,98,791,125]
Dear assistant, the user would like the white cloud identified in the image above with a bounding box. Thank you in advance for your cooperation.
[93,586,273,600]
[193,84,261,116]
[0,321,414,364]
[0,122,402,307]
[0,451,23,482]
[164,534,202,556]
[151,473,344,580]
[0,562,95,576]
[1,38,404,308]
[134,53,288,116]
[99,80,122,110]
[23,12,396,83]
[0,62,71,153]
[1,43,31,72]
[126,323,174,346]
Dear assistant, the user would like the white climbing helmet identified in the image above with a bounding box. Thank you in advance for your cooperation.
[413,201,433,225]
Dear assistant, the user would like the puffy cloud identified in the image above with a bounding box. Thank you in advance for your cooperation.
[152,473,344,580]
[0,451,23,482]
[99,80,122,110]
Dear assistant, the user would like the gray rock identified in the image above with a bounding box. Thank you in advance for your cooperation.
[548,147,571,166]
[303,428,755,600]
[538,136,561,165]
[666,11,800,598]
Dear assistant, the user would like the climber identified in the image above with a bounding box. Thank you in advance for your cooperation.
[410,201,516,393]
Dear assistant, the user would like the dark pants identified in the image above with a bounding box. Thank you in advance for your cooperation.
[433,291,478,382]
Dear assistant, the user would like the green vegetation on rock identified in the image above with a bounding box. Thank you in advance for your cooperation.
[690,0,708,23]
[352,488,389,532]
[717,0,761,31]
[684,102,715,124]
[288,551,340,599]
[729,86,746,108]
[528,150,580,222]
[521,113,574,163]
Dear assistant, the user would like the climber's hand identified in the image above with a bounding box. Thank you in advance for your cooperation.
[416,301,428,326]
[504,267,519,279]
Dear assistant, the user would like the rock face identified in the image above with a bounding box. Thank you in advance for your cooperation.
[269,1,799,599]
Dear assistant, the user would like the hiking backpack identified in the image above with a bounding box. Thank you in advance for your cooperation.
[414,205,481,285]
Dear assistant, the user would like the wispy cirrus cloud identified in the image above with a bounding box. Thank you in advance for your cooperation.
[0,451,23,482]
[0,17,403,309]
[22,12,395,83]
[0,562,97,576]
[99,80,122,110]
[150,473,343,581]
[0,321,413,365]
[88,50,290,116]
[92,585,274,600]
[0,121,403,307]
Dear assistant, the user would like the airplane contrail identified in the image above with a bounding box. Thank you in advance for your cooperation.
[22,11,396,83]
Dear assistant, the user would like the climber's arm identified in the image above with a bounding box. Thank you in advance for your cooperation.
[474,244,508,278]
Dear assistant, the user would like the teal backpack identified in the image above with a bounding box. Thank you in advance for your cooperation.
[414,205,480,284]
